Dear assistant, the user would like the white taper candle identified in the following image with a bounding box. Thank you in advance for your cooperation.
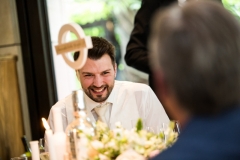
[29,141,40,160]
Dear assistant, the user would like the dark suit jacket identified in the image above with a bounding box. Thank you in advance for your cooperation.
[125,0,177,119]
[125,0,177,76]
[153,105,240,160]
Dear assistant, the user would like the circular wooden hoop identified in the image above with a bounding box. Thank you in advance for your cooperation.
[58,23,88,69]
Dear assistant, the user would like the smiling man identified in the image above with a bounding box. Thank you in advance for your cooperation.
[48,37,169,132]
[81,54,114,103]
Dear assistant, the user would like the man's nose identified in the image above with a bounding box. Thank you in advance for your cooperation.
[93,75,103,87]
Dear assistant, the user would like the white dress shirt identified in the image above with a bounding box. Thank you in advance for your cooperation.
[48,80,169,132]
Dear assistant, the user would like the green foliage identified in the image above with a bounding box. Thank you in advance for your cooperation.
[71,0,141,25]
[71,2,112,25]
[136,118,143,132]
[83,27,105,37]
[223,0,240,20]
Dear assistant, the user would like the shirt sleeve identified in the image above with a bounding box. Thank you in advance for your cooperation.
[143,86,170,132]
[47,101,68,132]
[45,101,68,151]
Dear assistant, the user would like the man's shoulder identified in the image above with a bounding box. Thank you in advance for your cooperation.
[154,108,240,160]
[115,80,151,92]
[52,93,73,109]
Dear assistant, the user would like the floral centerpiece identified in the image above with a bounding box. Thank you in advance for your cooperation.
[78,119,178,160]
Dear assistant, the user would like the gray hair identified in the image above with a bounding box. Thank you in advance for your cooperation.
[149,1,240,115]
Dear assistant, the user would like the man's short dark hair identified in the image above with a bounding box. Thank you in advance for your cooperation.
[74,37,115,66]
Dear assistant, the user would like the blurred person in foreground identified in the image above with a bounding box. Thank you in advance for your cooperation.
[48,37,169,132]
[149,1,240,159]
[125,0,222,120]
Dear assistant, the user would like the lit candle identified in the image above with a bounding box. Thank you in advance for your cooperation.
[42,118,56,160]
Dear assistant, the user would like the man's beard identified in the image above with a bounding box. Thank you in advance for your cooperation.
[84,84,114,103]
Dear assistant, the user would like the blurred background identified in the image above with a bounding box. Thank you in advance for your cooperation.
[47,0,145,101]
[48,0,240,100]
[0,0,239,159]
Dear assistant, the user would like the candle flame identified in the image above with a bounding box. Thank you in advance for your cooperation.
[42,118,50,130]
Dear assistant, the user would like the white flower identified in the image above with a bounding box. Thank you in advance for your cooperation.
[99,154,110,160]
[79,136,88,146]
[115,121,122,128]
[106,139,116,148]
[116,149,145,160]
[91,140,104,150]
[76,119,178,160]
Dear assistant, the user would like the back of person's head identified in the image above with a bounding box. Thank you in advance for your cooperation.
[74,36,116,66]
[149,0,240,115]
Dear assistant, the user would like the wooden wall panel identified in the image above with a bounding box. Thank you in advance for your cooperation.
[0,55,24,159]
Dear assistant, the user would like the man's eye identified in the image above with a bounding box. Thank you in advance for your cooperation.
[103,72,109,75]
[85,75,93,77]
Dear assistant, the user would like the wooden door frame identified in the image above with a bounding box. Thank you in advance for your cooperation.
[15,0,57,140]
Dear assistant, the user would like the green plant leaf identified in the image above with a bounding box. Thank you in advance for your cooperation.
[136,118,143,132]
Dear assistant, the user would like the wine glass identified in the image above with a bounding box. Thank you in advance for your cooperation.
[109,121,122,129]
[40,152,49,160]
[157,125,164,134]
[39,138,45,153]
[173,121,181,134]
[39,138,50,160]
[131,119,138,129]
[162,123,169,143]
[145,126,155,133]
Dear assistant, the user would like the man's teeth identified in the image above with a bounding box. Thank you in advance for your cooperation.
[93,88,104,92]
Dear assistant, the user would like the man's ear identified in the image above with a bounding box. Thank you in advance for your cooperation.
[114,63,117,78]
[153,70,168,100]
[76,70,80,81]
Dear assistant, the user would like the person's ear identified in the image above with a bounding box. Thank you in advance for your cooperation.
[114,63,117,78]
[76,70,80,81]
[153,69,168,99]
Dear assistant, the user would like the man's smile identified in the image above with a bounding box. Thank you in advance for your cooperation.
[90,86,107,95]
